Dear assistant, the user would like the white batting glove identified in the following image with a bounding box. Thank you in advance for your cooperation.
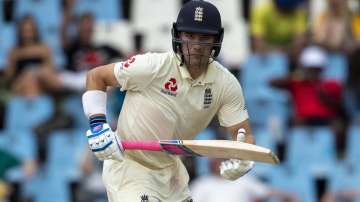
[220,128,254,181]
[86,117,123,161]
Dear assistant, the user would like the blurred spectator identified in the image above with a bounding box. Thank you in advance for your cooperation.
[321,189,360,202]
[0,180,10,202]
[270,46,349,157]
[351,4,360,44]
[4,15,54,97]
[270,46,343,126]
[34,12,123,168]
[190,158,300,202]
[346,47,360,122]
[250,0,307,56]
[0,148,21,202]
[346,7,360,122]
[1,16,53,196]
[61,0,77,40]
[312,0,352,52]
[58,10,122,94]
[40,12,123,91]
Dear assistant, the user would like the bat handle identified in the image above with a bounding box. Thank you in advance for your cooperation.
[121,140,162,151]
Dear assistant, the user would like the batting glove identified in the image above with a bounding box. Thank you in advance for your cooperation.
[220,128,254,181]
[86,116,123,161]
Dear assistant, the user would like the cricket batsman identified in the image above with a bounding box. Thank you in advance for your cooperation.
[82,1,255,201]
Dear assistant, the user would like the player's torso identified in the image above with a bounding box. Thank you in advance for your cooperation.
[116,52,227,169]
[118,52,222,141]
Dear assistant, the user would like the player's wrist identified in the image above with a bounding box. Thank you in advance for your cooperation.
[89,115,108,130]
[82,90,107,119]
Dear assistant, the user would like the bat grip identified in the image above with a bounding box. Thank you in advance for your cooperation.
[121,140,162,151]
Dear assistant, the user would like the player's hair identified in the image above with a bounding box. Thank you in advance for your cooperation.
[172,0,224,64]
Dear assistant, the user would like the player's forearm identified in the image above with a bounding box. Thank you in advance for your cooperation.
[244,134,255,144]
[83,64,118,118]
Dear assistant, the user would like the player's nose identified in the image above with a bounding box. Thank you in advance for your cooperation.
[191,43,201,51]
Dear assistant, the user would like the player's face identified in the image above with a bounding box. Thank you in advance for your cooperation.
[179,32,216,69]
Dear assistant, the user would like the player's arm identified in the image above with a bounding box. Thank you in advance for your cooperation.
[86,63,119,91]
[83,54,158,161]
[220,120,255,180]
[226,119,255,144]
[82,63,123,162]
[218,75,255,181]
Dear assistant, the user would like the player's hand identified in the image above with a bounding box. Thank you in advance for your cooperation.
[219,128,254,181]
[86,122,123,161]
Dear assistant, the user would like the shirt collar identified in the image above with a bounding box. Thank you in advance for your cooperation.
[173,52,217,85]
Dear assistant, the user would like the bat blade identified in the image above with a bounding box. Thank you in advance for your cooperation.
[180,140,279,164]
[121,140,280,164]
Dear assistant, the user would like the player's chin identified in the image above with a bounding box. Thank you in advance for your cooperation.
[190,54,208,62]
[188,58,202,66]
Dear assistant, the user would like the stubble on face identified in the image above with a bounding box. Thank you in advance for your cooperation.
[177,32,217,78]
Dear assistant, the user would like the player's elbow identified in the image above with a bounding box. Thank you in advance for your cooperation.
[86,67,97,84]
[85,66,106,90]
[86,67,99,80]
[85,64,118,90]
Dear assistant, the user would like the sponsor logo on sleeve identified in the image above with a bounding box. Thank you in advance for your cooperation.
[123,56,136,69]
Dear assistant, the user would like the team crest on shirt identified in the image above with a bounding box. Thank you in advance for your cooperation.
[161,77,178,97]
[140,194,149,202]
[203,87,212,109]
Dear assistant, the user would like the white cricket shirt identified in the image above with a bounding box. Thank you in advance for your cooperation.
[113,51,248,167]
[106,51,248,200]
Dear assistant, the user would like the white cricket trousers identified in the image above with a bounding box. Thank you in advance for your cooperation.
[102,158,192,202]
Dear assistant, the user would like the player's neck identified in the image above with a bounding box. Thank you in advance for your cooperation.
[187,65,207,80]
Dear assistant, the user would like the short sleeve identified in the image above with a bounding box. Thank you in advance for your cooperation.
[113,53,160,91]
[217,75,249,127]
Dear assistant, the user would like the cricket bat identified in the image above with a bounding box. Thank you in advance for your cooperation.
[121,140,280,164]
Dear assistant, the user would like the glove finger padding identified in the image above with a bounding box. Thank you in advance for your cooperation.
[219,128,255,180]
[220,159,254,181]
[225,160,241,180]
[86,123,124,161]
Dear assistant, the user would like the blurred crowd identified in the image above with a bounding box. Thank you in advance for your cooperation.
[0,0,359,202]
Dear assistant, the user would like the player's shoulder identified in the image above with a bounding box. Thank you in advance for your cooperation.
[134,51,174,68]
[210,60,239,85]
[117,51,173,71]
[136,51,173,61]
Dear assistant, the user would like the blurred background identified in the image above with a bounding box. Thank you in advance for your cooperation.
[0,0,359,201]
